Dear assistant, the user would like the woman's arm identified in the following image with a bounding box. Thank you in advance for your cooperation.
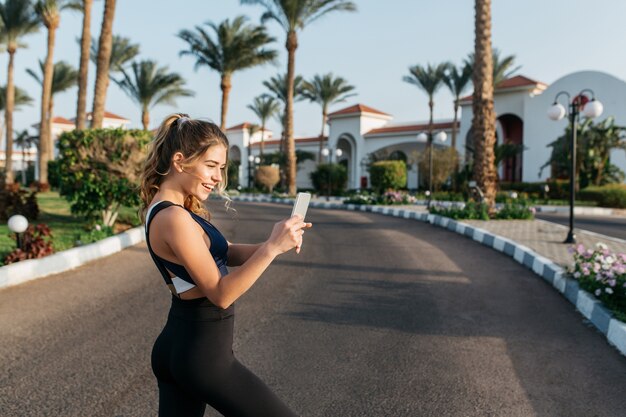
[226,242,263,267]
[163,209,311,308]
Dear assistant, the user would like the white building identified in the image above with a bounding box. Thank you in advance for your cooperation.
[226,71,626,190]
[459,71,626,183]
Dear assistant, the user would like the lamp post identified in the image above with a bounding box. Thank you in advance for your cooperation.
[418,130,447,207]
[8,214,29,250]
[321,147,343,201]
[547,89,603,243]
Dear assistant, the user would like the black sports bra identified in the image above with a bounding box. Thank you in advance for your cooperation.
[145,201,229,297]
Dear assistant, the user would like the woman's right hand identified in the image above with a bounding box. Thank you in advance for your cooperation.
[265,214,313,256]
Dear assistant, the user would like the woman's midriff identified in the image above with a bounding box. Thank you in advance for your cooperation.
[179,286,207,300]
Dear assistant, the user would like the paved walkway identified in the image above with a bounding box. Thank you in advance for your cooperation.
[249,195,626,269]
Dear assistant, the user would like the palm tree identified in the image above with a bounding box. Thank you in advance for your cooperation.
[0,85,33,158]
[465,48,520,88]
[91,0,116,128]
[0,0,39,185]
[262,72,304,156]
[178,15,276,130]
[14,129,37,185]
[471,0,497,209]
[241,0,357,196]
[403,62,450,193]
[0,85,33,110]
[114,60,194,130]
[301,73,356,162]
[27,60,78,134]
[34,0,74,188]
[247,95,279,157]
[90,33,139,73]
[74,0,94,130]
[443,62,472,151]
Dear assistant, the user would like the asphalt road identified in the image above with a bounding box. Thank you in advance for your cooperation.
[536,212,626,241]
[1,202,625,417]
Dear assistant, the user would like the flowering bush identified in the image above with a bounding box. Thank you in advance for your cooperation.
[4,224,54,264]
[343,191,417,205]
[570,242,626,322]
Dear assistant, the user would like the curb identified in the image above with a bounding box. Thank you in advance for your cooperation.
[232,195,626,358]
[0,226,145,290]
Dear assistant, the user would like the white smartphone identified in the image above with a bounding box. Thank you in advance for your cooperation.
[291,192,311,220]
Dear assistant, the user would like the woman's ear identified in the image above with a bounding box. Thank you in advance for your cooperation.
[172,152,185,173]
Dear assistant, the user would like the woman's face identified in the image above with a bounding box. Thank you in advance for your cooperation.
[178,144,227,200]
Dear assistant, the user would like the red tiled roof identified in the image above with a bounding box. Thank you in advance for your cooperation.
[52,116,74,125]
[327,104,390,118]
[225,122,272,132]
[365,121,458,136]
[496,75,546,89]
[84,111,129,121]
[250,136,326,147]
[460,75,547,103]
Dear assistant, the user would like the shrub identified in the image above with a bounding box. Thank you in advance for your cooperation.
[579,184,626,208]
[310,163,347,195]
[255,165,280,193]
[47,160,61,190]
[417,147,458,190]
[4,223,54,264]
[369,161,406,192]
[571,243,626,322]
[227,160,240,188]
[57,128,151,226]
[0,172,39,221]
[429,202,489,220]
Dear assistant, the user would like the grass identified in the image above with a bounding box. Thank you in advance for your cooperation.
[0,191,141,266]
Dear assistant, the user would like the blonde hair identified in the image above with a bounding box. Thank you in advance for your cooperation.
[139,113,233,223]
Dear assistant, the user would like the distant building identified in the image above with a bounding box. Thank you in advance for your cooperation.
[227,71,626,190]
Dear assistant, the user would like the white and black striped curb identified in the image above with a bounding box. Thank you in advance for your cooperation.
[0,226,145,290]
[232,195,626,357]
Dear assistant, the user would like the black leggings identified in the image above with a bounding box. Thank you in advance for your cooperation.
[151,295,299,417]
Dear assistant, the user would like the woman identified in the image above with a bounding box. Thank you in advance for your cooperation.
[140,113,311,416]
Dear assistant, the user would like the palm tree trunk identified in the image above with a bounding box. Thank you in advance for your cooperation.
[472,0,497,210]
[5,49,16,185]
[220,73,232,131]
[91,0,116,129]
[76,0,93,130]
[285,30,298,196]
[452,100,459,150]
[318,108,327,163]
[141,106,149,131]
[39,24,57,189]
[260,119,265,157]
[49,96,54,160]
[21,145,27,185]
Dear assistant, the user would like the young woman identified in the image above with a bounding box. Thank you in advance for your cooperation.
[140,113,311,417]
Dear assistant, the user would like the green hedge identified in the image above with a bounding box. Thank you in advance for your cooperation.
[310,163,347,195]
[579,184,626,208]
[369,161,406,192]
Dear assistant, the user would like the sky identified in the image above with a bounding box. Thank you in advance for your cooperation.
[4,0,626,139]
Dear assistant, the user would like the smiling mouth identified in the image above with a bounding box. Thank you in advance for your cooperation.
[202,183,215,192]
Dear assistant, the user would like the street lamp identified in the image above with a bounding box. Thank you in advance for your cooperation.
[321,147,343,201]
[416,132,428,193]
[547,89,603,243]
[8,214,28,250]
